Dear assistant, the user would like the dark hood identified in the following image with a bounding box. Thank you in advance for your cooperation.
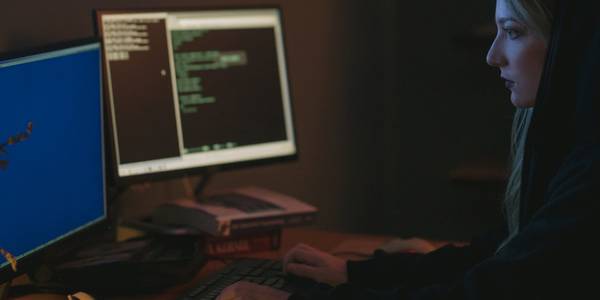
[461,3,600,297]
[520,1,600,223]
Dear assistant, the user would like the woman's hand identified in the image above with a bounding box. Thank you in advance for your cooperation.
[282,243,348,286]
[216,281,290,300]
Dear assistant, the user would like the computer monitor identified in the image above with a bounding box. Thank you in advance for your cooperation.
[0,40,107,282]
[95,8,297,184]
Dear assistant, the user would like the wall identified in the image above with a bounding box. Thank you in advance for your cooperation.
[354,0,512,240]
[2,0,511,240]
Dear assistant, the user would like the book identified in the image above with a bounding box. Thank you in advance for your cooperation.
[152,186,318,237]
[204,228,281,256]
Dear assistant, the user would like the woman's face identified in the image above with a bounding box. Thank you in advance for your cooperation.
[486,0,548,108]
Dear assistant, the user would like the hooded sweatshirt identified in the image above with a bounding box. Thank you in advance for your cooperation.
[290,1,600,299]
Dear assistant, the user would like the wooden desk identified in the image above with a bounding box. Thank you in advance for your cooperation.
[12,227,446,300]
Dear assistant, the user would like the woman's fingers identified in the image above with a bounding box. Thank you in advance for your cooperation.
[281,243,349,285]
[286,262,319,279]
[217,283,240,300]
[283,249,323,275]
[283,244,320,269]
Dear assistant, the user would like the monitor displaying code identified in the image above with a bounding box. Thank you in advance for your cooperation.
[98,9,296,178]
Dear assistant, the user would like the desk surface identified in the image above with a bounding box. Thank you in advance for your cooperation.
[13,227,438,300]
[120,227,391,300]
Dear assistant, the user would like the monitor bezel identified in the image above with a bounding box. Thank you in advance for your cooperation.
[93,6,300,187]
[0,38,109,283]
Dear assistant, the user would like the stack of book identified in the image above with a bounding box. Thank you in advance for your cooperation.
[152,186,318,256]
[203,227,282,256]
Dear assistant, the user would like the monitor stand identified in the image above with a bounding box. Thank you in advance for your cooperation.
[192,166,220,201]
[120,166,221,236]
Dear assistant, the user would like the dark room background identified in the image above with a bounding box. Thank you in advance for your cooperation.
[1,0,513,241]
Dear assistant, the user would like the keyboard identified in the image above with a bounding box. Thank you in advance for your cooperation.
[180,258,319,300]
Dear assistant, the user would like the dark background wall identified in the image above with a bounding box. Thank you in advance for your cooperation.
[1,0,512,241]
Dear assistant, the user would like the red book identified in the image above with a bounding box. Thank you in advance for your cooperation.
[204,228,281,256]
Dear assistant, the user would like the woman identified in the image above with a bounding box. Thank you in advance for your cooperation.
[218,0,600,298]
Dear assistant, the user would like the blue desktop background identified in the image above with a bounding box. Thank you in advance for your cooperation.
[0,46,105,267]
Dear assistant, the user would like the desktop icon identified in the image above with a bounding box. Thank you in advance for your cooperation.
[0,121,33,171]
[0,247,17,272]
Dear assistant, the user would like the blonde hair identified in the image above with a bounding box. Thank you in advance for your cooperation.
[498,0,555,252]
[505,0,555,41]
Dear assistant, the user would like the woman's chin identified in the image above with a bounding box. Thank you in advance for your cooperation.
[510,94,536,108]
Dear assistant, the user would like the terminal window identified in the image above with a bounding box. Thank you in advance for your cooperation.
[99,10,296,177]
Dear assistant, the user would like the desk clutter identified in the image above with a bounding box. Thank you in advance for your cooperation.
[153,186,318,237]
[36,187,317,296]
[145,186,317,255]
[153,186,317,256]
[204,227,282,256]
[46,235,206,295]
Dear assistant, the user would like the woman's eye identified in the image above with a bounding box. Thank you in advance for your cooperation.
[504,28,521,39]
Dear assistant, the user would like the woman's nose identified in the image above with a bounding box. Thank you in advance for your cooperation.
[486,37,507,67]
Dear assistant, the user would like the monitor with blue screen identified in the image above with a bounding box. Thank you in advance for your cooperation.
[0,41,106,281]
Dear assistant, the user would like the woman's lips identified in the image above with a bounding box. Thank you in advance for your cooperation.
[502,77,515,89]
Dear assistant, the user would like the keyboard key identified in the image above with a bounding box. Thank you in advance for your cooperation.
[246,276,266,284]
[249,267,265,276]
[236,266,255,275]
[204,275,222,286]
[263,277,279,286]
[270,261,283,270]
[188,285,208,297]
[263,270,285,278]
[273,278,285,289]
